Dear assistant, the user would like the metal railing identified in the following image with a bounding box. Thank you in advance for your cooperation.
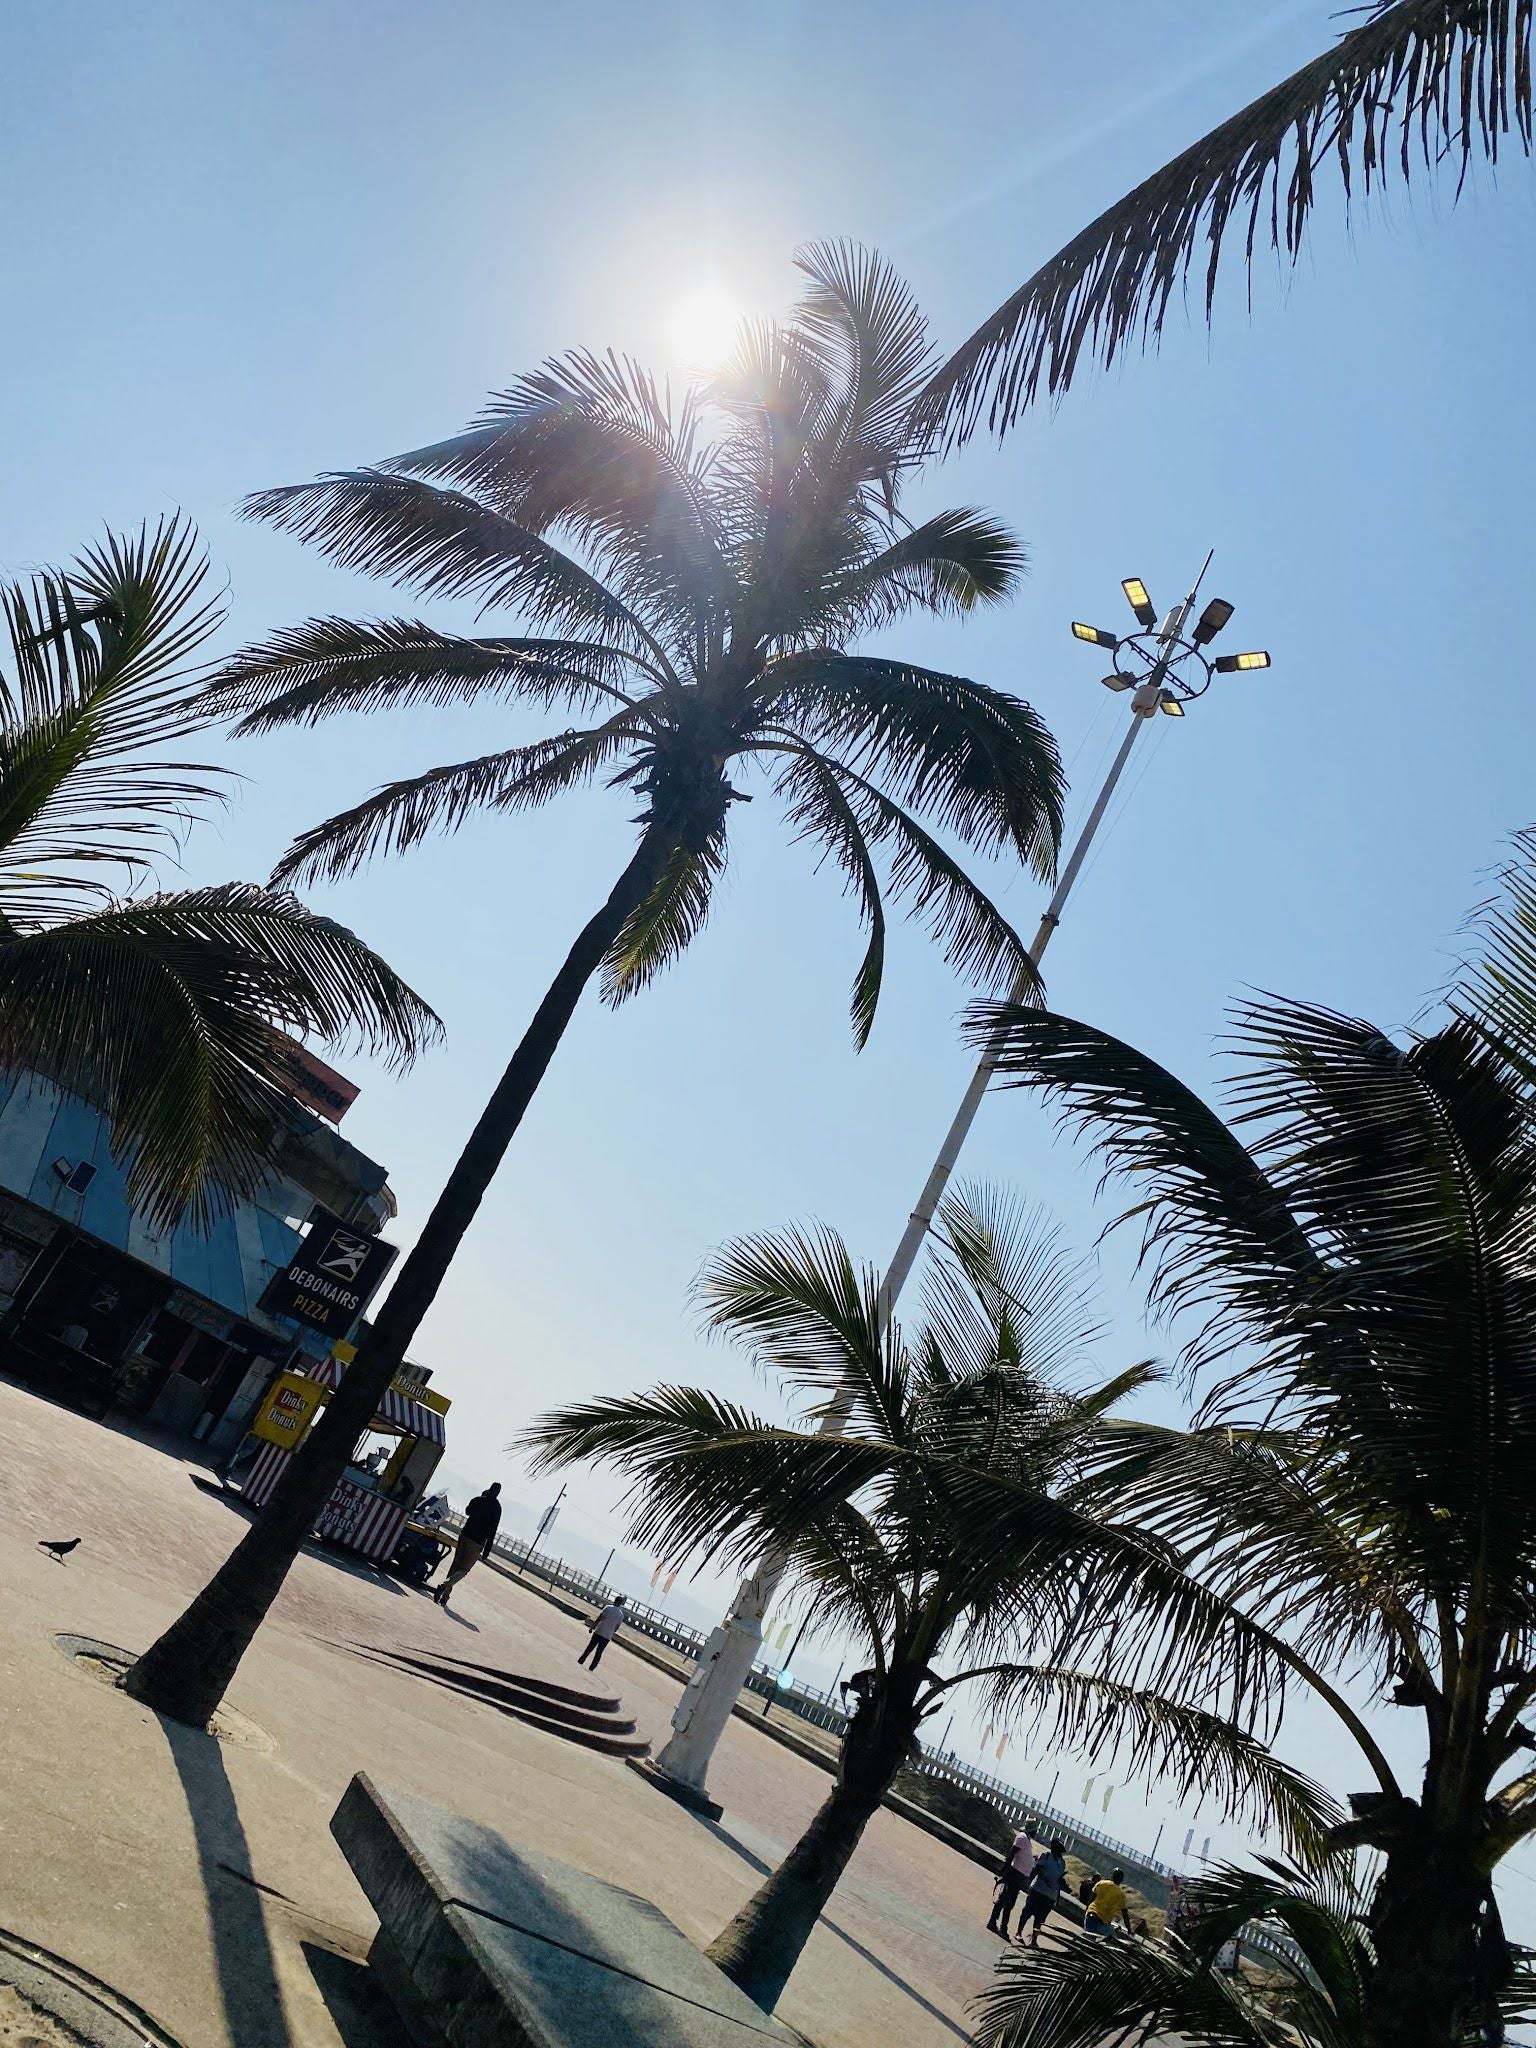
[481,1530,1180,1880]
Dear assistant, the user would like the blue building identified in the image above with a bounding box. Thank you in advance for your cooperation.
[0,1066,397,1447]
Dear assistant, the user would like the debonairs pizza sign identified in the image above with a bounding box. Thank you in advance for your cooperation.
[260,1207,398,1337]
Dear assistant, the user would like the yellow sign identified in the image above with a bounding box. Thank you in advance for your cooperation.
[251,1370,327,1449]
[328,1341,452,1417]
[405,1383,451,1417]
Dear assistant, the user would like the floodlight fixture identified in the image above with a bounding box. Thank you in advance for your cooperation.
[1191,597,1235,646]
[1101,673,1135,693]
[1072,622,1119,649]
[1158,690,1185,717]
[1214,650,1272,673]
[1121,577,1157,629]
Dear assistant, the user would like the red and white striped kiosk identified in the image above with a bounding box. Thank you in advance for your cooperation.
[241,1350,449,1567]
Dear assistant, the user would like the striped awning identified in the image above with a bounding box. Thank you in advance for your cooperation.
[300,1353,446,1445]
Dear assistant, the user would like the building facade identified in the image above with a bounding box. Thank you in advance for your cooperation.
[0,1066,397,1450]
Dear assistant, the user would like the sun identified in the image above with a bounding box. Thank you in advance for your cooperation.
[666,283,743,370]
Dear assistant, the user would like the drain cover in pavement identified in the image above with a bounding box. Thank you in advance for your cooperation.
[54,1636,273,1752]
[0,1931,182,2048]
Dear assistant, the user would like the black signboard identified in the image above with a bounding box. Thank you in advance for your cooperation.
[259,1208,397,1337]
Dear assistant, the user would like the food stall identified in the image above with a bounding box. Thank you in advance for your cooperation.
[239,1347,450,1570]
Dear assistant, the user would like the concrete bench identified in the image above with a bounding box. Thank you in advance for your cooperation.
[332,1774,794,2047]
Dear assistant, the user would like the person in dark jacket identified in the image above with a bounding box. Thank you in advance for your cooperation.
[433,1483,501,1606]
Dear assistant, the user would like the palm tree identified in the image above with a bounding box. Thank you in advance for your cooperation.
[972,1857,1536,2048]
[523,1187,1337,2012]
[0,517,438,1227]
[972,1855,1489,2048]
[963,830,1536,2048]
[923,1,1534,441]
[122,243,1068,1728]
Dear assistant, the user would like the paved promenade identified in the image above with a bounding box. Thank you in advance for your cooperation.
[0,1377,1023,2048]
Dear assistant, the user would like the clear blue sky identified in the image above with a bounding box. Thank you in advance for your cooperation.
[6,0,1536,1899]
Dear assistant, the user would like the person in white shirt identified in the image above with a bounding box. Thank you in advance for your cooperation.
[578,1596,627,1670]
[987,1820,1038,1939]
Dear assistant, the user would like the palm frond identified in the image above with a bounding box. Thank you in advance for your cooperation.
[791,239,937,460]
[810,509,1027,637]
[0,883,440,1228]
[242,471,676,677]
[695,1219,909,1443]
[1078,1419,1423,1676]
[771,746,887,1046]
[0,517,227,918]
[782,751,1036,1005]
[768,653,1063,877]
[519,1385,901,1576]
[600,825,727,1005]
[971,1929,1283,2048]
[976,1662,1341,1858]
[390,350,733,660]
[967,1002,1320,1372]
[923,0,1535,443]
[971,1855,1381,2048]
[1452,823,1536,1083]
[923,1185,1105,1387]
[269,716,643,886]
[205,617,644,731]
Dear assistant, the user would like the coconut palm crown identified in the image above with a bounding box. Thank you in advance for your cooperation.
[0,518,438,1226]
[963,830,1536,2048]
[122,246,1066,1736]
[211,241,1063,1047]
[524,1187,1336,2011]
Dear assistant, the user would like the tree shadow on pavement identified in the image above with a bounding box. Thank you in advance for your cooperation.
[700,1819,970,2042]
[158,1714,292,2048]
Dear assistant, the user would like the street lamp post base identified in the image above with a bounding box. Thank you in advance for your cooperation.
[625,1755,723,1821]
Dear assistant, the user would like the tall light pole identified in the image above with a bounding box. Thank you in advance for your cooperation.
[636,562,1272,1815]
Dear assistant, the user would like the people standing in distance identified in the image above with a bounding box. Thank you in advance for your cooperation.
[986,1819,1037,1940]
[1084,1867,1132,1936]
[1018,1838,1069,1948]
[578,1595,627,1670]
[432,1481,502,1607]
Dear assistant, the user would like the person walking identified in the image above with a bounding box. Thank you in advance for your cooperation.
[986,1820,1037,1940]
[432,1482,501,1606]
[1018,1838,1069,1948]
[1084,1867,1132,1936]
[577,1595,627,1670]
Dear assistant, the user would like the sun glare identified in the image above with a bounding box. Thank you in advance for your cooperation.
[667,283,743,370]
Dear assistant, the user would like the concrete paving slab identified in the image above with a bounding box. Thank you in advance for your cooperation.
[0,1376,1026,2048]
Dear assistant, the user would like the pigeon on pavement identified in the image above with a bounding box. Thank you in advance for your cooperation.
[38,1537,80,1563]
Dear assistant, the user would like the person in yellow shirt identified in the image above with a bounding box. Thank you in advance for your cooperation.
[1084,1868,1131,1935]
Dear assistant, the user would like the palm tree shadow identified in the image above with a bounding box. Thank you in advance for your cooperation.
[699,1819,970,2043]
[157,1714,291,2048]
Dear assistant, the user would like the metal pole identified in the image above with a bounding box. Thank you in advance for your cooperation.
[874,702,1149,1325]
[647,571,1210,1810]
[531,1483,566,1556]
[597,1545,616,1584]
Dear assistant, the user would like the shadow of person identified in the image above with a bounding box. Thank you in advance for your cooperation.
[157,1714,291,2048]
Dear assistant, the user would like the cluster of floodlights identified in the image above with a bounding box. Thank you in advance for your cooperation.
[1071,577,1272,715]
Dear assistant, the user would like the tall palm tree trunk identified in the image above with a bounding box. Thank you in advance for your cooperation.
[705,1699,918,2011]
[1365,1831,1490,2048]
[124,828,671,1727]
